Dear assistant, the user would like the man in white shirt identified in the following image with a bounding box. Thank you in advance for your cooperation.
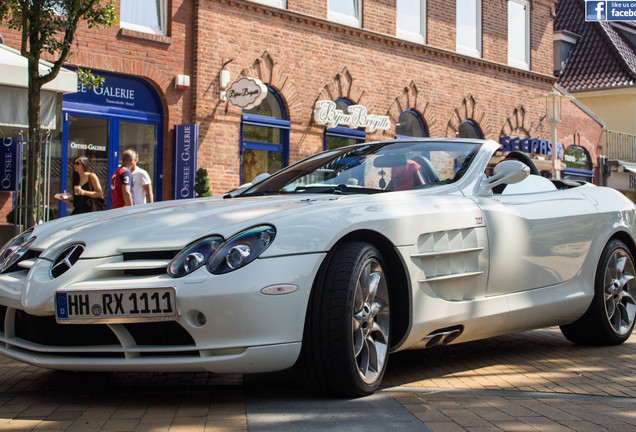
[124,149,154,205]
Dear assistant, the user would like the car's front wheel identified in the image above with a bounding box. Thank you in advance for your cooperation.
[299,242,390,397]
[561,238,636,345]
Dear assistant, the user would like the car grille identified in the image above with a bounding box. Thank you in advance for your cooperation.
[93,250,180,277]
[0,306,197,358]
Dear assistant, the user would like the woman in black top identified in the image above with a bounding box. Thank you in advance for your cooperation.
[57,156,104,215]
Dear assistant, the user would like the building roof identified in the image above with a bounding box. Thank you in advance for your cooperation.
[555,0,636,91]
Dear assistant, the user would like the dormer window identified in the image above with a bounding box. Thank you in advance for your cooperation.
[553,30,580,76]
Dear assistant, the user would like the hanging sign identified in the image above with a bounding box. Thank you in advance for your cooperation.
[0,138,19,192]
[314,100,391,132]
[173,125,198,200]
[226,77,267,110]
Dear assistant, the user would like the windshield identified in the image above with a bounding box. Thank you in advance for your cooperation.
[239,140,481,196]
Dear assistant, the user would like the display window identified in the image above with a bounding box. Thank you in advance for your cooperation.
[240,88,290,185]
[396,110,428,138]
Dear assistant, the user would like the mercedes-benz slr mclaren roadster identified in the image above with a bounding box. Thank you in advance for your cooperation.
[0,138,634,396]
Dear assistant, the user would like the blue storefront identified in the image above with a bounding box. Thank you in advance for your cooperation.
[57,70,163,217]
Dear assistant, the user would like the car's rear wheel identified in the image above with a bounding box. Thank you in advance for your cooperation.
[560,239,636,345]
[299,242,390,396]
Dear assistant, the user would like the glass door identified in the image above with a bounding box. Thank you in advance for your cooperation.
[64,115,110,215]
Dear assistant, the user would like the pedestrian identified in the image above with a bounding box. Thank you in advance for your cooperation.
[110,151,134,208]
[125,149,154,205]
[55,156,104,215]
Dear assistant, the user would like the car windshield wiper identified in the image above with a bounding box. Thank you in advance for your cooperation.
[293,184,385,195]
[226,190,291,198]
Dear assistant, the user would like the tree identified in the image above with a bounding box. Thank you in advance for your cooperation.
[0,1,116,227]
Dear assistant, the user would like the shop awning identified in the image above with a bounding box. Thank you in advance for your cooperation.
[0,43,77,133]
[616,160,636,173]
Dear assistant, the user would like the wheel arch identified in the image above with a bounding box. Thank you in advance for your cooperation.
[328,229,411,351]
[609,230,636,259]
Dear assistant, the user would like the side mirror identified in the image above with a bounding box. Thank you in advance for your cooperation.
[477,160,530,195]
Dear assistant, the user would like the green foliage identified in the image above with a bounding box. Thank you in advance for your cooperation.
[77,68,105,90]
[194,168,212,198]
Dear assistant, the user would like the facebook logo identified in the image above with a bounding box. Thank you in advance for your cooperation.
[586,1,606,21]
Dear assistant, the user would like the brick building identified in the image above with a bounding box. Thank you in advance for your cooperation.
[0,0,604,220]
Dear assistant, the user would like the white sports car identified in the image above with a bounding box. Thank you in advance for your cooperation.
[0,138,634,396]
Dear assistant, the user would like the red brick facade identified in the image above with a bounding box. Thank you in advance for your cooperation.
[1,0,603,203]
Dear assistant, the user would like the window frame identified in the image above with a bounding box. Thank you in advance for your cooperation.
[328,0,362,28]
[456,0,482,58]
[120,0,167,36]
[507,0,530,70]
[396,0,426,44]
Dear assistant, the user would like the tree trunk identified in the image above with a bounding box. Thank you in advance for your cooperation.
[26,58,42,228]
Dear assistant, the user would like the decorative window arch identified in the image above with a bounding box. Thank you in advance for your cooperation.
[324,98,366,150]
[240,87,290,184]
[396,110,428,138]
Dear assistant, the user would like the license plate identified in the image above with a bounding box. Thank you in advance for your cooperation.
[56,287,177,323]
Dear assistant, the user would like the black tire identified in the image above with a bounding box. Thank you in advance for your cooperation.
[560,239,636,345]
[298,242,391,397]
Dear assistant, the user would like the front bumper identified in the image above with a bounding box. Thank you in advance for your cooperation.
[0,252,325,373]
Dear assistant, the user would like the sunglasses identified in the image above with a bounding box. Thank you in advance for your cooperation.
[73,161,81,165]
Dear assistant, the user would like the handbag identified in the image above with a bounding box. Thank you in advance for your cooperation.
[90,197,107,212]
[88,174,107,211]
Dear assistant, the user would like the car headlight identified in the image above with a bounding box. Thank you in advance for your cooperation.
[207,225,276,274]
[168,236,224,277]
[0,229,35,273]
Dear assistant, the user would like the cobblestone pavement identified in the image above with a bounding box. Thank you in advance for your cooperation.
[0,327,632,431]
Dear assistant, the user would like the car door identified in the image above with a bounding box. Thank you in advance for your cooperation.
[475,188,599,296]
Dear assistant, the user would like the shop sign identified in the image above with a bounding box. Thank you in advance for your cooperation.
[226,77,267,110]
[314,100,391,132]
[64,70,160,113]
[607,171,636,192]
[173,125,198,200]
[0,138,19,192]
[69,141,107,153]
[499,136,563,159]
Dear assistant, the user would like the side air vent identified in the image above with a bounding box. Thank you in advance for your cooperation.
[51,244,85,278]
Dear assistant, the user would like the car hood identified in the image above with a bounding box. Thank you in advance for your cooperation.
[32,195,340,259]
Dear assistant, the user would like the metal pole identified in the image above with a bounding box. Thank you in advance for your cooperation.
[550,122,561,180]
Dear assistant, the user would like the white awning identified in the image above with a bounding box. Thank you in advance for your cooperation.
[0,43,77,92]
[0,43,77,134]
[617,160,636,173]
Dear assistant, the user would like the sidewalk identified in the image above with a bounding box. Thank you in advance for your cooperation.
[0,327,632,431]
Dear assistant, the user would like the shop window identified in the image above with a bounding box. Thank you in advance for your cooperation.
[241,88,289,185]
[456,0,481,58]
[248,0,286,7]
[397,0,426,44]
[328,0,362,27]
[457,120,483,139]
[120,0,167,36]
[396,110,427,138]
[324,99,366,150]
[563,145,594,182]
[508,0,530,70]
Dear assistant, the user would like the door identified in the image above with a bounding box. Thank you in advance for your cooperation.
[476,189,598,296]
